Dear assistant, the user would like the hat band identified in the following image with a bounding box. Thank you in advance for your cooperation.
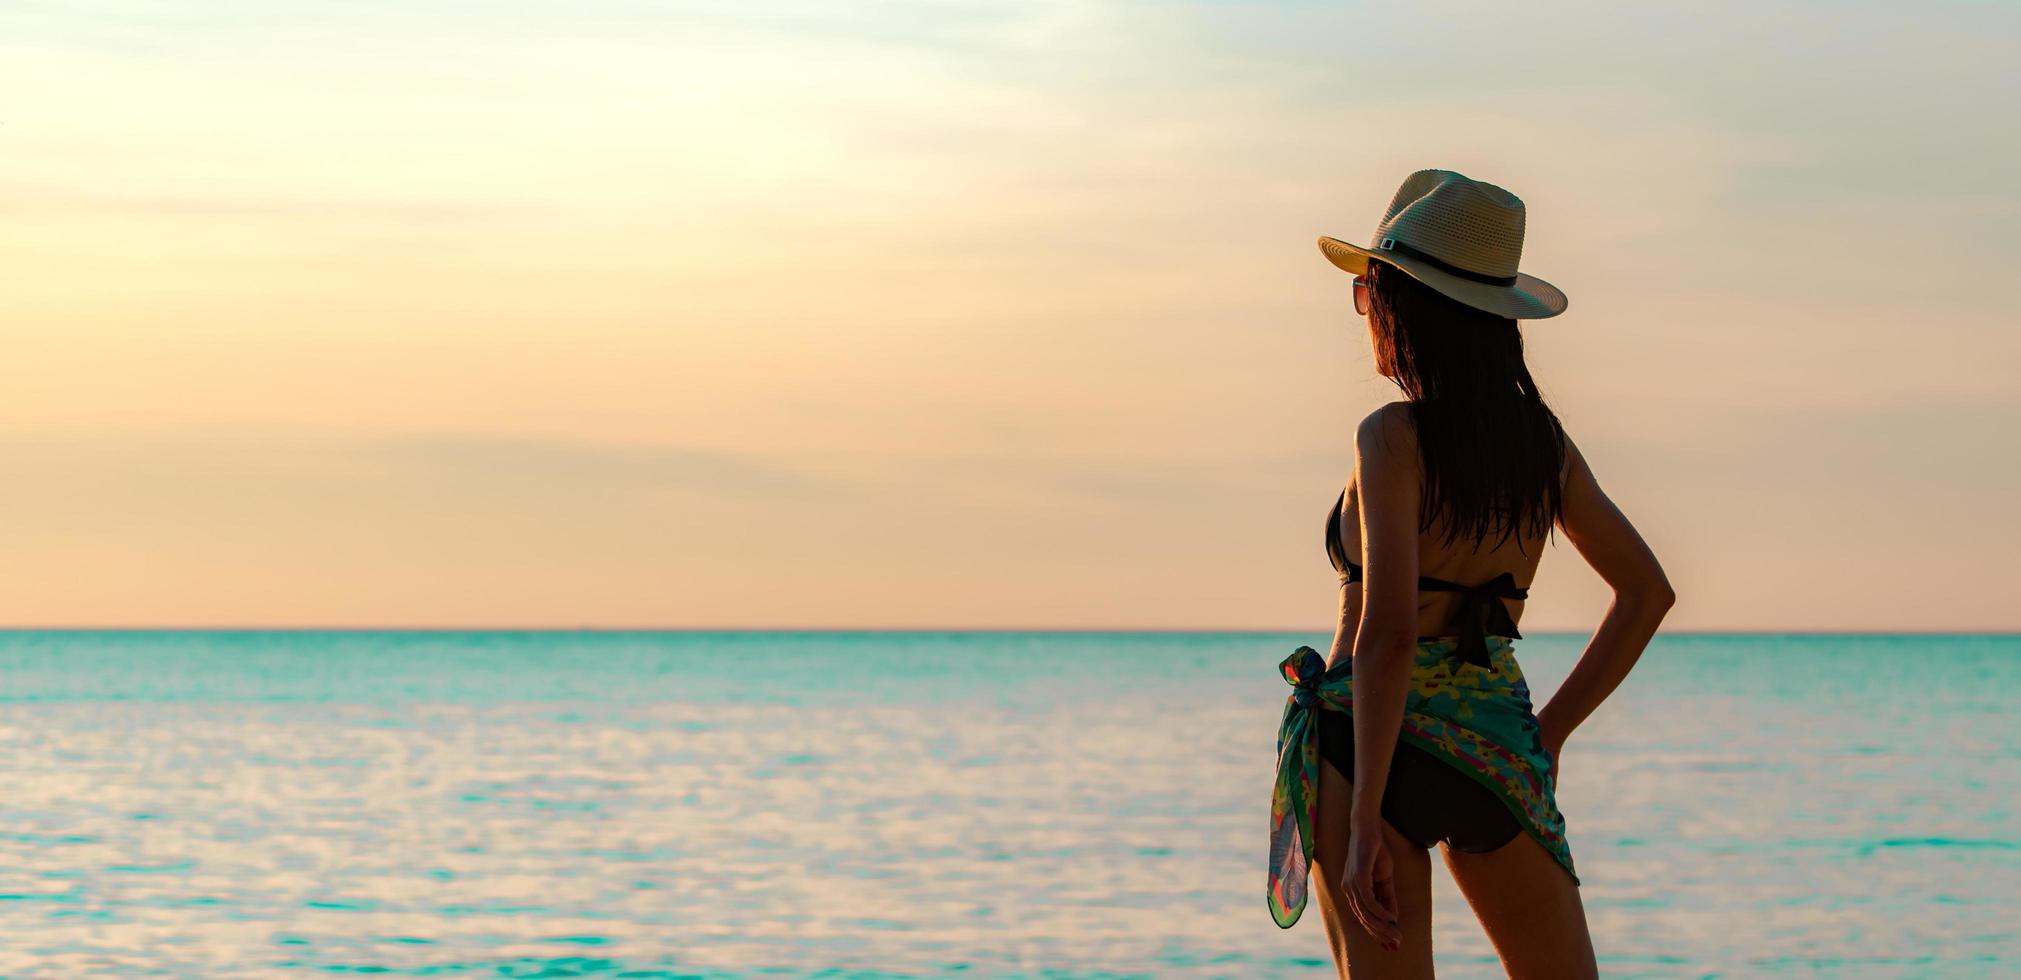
[1379,238,1519,287]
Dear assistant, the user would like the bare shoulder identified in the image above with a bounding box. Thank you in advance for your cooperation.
[1353,400,1418,461]
[1556,423,1593,486]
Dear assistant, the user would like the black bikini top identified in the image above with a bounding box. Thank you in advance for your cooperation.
[1325,488,1527,670]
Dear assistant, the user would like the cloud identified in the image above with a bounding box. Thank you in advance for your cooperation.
[0,185,515,223]
[0,431,812,494]
[365,435,816,493]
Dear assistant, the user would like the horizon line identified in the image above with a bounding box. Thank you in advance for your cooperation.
[0,626,2016,637]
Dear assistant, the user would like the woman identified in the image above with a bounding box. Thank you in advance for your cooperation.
[1266,170,1675,978]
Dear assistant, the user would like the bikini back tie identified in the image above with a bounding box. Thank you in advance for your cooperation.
[1416,571,1526,669]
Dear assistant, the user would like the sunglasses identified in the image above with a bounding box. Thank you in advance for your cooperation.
[1352,274,1371,316]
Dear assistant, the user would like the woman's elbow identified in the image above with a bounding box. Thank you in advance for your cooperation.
[1353,624,1421,662]
[1625,575,1676,614]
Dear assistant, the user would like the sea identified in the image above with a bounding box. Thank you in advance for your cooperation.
[0,630,2012,978]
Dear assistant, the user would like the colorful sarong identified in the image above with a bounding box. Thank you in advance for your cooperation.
[1267,637,1578,928]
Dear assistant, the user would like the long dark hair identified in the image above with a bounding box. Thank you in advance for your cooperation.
[1364,260,1566,552]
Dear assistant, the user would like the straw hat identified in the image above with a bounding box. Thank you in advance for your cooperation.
[1318,169,1567,319]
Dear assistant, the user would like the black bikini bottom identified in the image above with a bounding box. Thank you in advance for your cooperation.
[1314,709,1523,853]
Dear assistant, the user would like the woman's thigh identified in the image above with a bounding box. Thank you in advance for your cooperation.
[1310,756,1435,979]
[1441,833,1598,980]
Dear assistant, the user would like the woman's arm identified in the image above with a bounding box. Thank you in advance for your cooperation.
[1325,490,1364,671]
[1537,434,1676,753]
[1336,402,1422,949]
[1347,403,1423,830]
[1325,582,1363,671]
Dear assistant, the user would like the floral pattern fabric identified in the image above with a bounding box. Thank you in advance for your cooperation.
[1267,637,1578,928]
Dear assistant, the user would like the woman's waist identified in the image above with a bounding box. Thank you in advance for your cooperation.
[1323,635,1528,682]
[1389,633,1520,660]
[1410,632,1513,646]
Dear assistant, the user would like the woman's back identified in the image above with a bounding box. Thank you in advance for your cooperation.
[1327,411,1571,643]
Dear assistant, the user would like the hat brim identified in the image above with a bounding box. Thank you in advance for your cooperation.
[1318,235,1567,320]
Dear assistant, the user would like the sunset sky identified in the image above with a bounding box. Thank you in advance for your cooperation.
[2,1,2016,629]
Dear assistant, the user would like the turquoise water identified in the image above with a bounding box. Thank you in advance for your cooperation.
[0,631,2013,977]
